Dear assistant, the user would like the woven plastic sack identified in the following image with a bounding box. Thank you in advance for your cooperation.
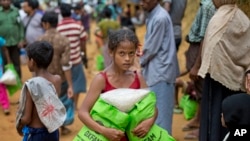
[5,64,22,96]
[126,92,176,141]
[73,98,129,141]
[74,125,108,141]
[129,124,176,141]
[100,88,150,112]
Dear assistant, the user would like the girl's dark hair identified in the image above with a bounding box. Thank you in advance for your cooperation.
[26,41,54,69]
[108,29,139,52]
[41,11,58,28]
[60,3,72,17]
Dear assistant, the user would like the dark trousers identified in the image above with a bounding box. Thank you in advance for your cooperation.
[199,74,242,141]
[2,45,21,78]
[175,38,182,52]
[23,126,59,141]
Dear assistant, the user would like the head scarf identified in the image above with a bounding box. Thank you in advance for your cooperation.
[222,93,250,128]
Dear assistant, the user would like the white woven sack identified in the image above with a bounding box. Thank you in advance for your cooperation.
[0,69,17,85]
[100,88,150,112]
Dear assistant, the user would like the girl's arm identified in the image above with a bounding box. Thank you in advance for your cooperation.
[78,74,125,140]
[132,108,158,138]
[17,87,33,135]
[138,72,148,88]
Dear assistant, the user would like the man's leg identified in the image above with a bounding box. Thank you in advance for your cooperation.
[150,81,175,134]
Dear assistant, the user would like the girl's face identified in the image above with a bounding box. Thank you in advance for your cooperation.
[110,40,137,71]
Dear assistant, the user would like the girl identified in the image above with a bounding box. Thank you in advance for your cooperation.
[78,29,157,141]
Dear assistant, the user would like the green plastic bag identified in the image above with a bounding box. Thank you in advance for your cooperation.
[127,92,176,141]
[179,94,188,109]
[5,64,22,96]
[180,94,198,120]
[96,54,104,71]
[73,98,129,141]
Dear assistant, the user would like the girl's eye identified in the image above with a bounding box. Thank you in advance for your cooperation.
[129,52,135,56]
[119,52,125,56]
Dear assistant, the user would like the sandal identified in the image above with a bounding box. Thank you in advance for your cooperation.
[184,129,199,140]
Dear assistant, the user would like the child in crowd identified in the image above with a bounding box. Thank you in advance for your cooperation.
[95,6,120,68]
[16,41,66,141]
[222,93,250,141]
[0,37,10,115]
[78,29,157,141]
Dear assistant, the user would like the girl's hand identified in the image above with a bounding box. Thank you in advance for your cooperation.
[102,127,125,141]
[245,72,250,93]
[132,118,153,138]
[67,86,74,98]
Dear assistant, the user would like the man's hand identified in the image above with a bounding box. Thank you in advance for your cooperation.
[82,54,88,69]
[245,72,250,93]
[189,65,199,81]
[67,86,74,99]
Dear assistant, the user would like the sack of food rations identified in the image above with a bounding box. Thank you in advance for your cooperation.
[73,98,130,141]
[74,88,150,141]
[126,91,176,141]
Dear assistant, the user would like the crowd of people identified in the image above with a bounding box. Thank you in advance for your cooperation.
[0,0,250,141]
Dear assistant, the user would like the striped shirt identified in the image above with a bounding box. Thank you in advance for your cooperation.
[57,18,87,65]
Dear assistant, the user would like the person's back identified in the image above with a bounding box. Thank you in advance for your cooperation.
[97,7,120,40]
[16,41,65,141]
[98,19,120,39]
[39,11,70,82]
[28,73,61,128]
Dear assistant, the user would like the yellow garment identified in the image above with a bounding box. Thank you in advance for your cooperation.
[198,4,250,91]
